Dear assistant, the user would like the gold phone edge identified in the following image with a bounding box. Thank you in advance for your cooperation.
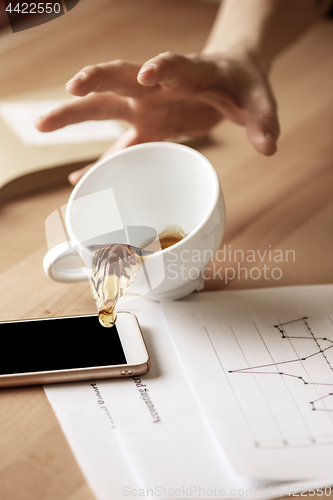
[0,312,151,388]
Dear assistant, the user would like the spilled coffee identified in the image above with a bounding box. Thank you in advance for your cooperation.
[89,225,187,327]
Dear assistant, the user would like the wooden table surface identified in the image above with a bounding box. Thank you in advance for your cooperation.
[0,1,332,498]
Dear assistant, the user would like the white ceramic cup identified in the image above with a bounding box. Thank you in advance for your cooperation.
[43,142,225,301]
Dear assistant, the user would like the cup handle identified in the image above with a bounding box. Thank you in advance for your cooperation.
[43,242,89,283]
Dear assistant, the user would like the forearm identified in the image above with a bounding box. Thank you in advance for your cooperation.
[203,0,332,71]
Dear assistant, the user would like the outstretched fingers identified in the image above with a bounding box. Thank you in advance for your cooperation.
[65,60,157,97]
[35,93,132,132]
[136,52,280,157]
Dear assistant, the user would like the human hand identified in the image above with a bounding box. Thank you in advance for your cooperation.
[35,51,279,185]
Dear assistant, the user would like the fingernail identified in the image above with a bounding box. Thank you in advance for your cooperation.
[66,71,85,86]
[34,116,44,125]
[68,171,80,185]
[265,132,277,146]
[138,63,155,76]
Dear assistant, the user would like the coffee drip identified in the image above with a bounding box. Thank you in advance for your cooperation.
[89,225,187,327]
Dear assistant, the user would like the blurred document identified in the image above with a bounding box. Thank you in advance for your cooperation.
[162,285,333,481]
[0,99,124,145]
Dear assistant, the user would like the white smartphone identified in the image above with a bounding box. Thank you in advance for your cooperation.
[0,312,150,387]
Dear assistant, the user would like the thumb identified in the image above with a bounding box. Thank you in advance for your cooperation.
[246,116,280,156]
[245,87,280,156]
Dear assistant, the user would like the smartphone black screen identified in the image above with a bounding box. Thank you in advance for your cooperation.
[0,315,127,375]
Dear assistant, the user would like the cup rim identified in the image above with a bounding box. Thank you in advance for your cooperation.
[66,141,221,254]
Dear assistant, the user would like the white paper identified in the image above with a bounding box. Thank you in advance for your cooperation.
[44,294,333,499]
[162,285,333,481]
[44,299,255,500]
[0,99,124,145]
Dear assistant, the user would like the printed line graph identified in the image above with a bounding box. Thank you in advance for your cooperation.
[229,317,333,413]
[204,313,333,449]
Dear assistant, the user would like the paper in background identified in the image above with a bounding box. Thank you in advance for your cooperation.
[0,87,125,200]
[0,99,124,146]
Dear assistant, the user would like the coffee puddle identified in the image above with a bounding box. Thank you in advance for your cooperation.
[89,225,187,327]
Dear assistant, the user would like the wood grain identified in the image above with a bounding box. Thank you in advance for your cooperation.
[0,0,332,498]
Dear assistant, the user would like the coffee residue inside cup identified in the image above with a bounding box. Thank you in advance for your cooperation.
[89,225,187,328]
